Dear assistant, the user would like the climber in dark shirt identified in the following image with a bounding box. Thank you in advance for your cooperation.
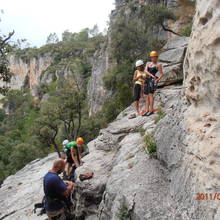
[143,51,164,116]
[43,159,74,220]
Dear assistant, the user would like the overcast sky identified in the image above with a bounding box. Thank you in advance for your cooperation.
[0,0,115,47]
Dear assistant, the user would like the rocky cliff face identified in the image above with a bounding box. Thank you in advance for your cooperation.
[87,45,112,115]
[6,54,52,98]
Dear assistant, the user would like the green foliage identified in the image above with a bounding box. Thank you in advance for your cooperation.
[101,98,121,123]
[117,205,132,220]
[142,134,157,158]
[142,4,176,26]
[154,108,166,124]
[46,32,59,44]
[138,128,145,136]
[180,22,192,37]
[0,90,47,184]
[0,29,14,94]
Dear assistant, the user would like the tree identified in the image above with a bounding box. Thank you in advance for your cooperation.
[62,30,73,41]
[46,32,59,44]
[34,102,61,157]
[34,80,84,157]
[142,4,180,36]
[89,24,99,37]
[15,39,30,49]
[0,30,14,94]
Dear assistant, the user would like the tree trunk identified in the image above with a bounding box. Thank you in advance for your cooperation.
[52,140,61,158]
[160,23,182,36]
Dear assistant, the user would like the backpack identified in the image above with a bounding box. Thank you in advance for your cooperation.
[33,196,46,216]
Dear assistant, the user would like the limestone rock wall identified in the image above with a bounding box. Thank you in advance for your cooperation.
[6,54,52,97]
[87,46,112,116]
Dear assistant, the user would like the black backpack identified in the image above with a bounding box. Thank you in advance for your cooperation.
[33,196,46,216]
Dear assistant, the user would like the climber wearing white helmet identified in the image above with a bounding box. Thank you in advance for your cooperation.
[62,139,69,153]
[62,139,69,178]
[133,60,146,115]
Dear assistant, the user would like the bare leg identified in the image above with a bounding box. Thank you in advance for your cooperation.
[135,101,140,114]
[66,163,72,176]
[145,95,150,112]
[149,94,154,112]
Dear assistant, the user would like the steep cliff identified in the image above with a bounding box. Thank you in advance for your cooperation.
[6,54,52,98]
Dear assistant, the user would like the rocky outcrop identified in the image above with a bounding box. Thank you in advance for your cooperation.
[74,86,185,220]
[184,0,220,108]
[0,153,57,220]
[158,36,189,87]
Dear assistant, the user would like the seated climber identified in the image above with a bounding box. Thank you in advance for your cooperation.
[64,137,89,176]
[43,159,74,220]
[132,60,146,115]
[143,51,164,116]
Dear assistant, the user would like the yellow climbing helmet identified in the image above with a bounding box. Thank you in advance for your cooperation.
[76,137,84,145]
[150,51,158,57]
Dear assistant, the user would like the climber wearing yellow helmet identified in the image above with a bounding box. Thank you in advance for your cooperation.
[143,51,164,116]
[63,137,89,176]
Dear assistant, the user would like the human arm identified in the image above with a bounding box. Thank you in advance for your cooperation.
[71,147,80,167]
[63,181,74,196]
[155,64,164,82]
[133,70,143,82]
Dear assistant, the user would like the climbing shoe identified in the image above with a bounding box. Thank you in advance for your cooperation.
[146,111,154,116]
[142,111,149,116]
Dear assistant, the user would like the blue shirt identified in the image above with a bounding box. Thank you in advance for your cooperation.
[43,172,67,212]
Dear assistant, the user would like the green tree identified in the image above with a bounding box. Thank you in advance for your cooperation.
[46,32,59,44]
[142,4,179,36]
[0,30,14,94]
[34,80,84,157]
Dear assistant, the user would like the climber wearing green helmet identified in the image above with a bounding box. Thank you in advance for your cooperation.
[143,51,164,116]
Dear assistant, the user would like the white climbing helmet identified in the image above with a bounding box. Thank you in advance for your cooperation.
[135,60,144,67]
[62,139,69,146]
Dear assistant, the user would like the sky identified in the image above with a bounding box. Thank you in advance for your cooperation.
[0,0,115,47]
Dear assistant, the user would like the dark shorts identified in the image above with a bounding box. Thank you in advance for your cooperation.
[134,84,142,101]
[144,78,157,95]
[66,152,73,164]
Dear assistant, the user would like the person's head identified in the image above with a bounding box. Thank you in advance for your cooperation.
[76,137,84,148]
[149,51,158,63]
[135,60,144,71]
[62,139,69,146]
[52,159,66,174]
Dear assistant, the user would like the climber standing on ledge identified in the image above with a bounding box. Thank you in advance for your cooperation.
[133,60,146,115]
[43,159,74,220]
[143,51,164,116]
